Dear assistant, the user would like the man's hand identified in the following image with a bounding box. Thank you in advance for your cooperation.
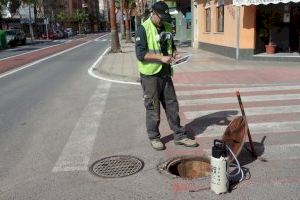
[173,53,182,60]
[160,56,173,64]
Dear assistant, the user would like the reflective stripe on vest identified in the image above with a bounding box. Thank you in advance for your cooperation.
[138,18,172,75]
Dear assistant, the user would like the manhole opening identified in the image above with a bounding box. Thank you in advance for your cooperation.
[90,155,144,178]
[167,156,211,179]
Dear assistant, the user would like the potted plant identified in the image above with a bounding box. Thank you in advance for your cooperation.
[265,30,276,54]
[261,10,281,54]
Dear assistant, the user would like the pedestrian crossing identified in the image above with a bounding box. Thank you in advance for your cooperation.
[176,84,300,138]
[176,83,300,161]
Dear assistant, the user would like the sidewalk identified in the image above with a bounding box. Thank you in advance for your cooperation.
[95,39,300,86]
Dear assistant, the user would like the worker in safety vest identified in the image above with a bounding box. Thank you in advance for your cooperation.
[135,1,199,150]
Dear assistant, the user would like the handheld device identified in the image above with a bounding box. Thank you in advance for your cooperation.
[171,55,191,68]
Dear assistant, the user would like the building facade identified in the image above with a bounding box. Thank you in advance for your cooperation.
[193,0,300,61]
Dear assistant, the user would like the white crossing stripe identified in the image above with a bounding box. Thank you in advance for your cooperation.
[195,121,300,138]
[184,105,300,120]
[204,144,300,161]
[176,85,300,96]
[52,82,111,172]
[179,94,300,106]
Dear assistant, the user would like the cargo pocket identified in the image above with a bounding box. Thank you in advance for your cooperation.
[143,95,155,110]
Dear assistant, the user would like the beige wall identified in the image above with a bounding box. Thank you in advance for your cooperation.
[196,0,256,49]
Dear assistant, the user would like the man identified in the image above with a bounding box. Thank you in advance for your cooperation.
[135,1,198,150]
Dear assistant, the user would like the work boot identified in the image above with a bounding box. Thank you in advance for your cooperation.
[174,138,199,147]
[150,138,165,151]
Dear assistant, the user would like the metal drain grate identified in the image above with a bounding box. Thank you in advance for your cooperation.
[90,155,144,178]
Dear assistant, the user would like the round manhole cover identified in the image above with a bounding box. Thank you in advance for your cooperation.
[90,155,144,178]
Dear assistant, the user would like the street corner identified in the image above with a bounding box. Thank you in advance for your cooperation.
[92,46,140,84]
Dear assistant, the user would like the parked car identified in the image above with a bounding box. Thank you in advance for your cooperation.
[64,28,74,37]
[42,32,55,40]
[55,30,64,39]
[5,29,26,47]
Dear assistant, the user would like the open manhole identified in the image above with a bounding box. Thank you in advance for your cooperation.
[159,156,211,179]
[90,155,144,178]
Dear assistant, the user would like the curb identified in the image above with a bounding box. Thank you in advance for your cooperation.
[88,46,140,86]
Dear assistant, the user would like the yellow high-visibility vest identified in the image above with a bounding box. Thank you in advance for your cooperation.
[138,18,172,75]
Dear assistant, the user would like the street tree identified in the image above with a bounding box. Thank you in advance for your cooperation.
[22,0,38,40]
[8,0,21,17]
[0,0,8,29]
[73,9,88,34]
[56,11,66,28]
[118,0,125,39]
[109,0,121,53]
[124,0,135,43]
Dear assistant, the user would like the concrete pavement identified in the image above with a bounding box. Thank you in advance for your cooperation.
[1,33,299,199]
[91,39,300,197]
[94,40,300,85]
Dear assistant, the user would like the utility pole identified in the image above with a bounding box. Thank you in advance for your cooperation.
[235,6,240,60]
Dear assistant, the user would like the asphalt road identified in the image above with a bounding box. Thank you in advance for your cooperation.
[0,34,299,200]
[0,40,64,60]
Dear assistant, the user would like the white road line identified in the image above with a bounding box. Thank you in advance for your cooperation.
[203,144,300,161]
[184,105,300,120]
[88,47,140,85]
[195,121,300,138]
[52,82,111,172]
[0,43,62,61]
[0,34,110,79]
[179,94,300,106]
[176,85,300,96]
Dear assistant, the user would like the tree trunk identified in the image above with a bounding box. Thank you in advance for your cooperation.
[107,0,110,31]
[109,0,121,53]
[28,5,34,41]
[125,4,131,43]
[120,0,125,39]
[34,3,38,38]
[78,23,81,34]
[0,16,2,30]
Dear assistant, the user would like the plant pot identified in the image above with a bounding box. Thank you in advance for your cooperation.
[265,44,276,54]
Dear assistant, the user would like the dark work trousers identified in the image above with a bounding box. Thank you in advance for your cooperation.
[140,75,186,141]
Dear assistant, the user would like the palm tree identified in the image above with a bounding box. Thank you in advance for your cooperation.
[109,0,121,53]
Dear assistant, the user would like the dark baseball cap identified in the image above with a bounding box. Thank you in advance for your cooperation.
[151,1,171,22]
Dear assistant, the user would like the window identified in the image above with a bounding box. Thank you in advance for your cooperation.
[205,8,211,32]
[217,5,224,32]
[205,0,211,32]
[217,0,224,32]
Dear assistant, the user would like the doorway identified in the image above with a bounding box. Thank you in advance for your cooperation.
[255,3,300,54]
[289,3,300,52]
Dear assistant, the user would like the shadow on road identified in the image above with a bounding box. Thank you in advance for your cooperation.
[161,110,238,144]
[237,136,267,166]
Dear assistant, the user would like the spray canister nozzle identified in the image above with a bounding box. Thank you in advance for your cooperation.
[212,139,228,158]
